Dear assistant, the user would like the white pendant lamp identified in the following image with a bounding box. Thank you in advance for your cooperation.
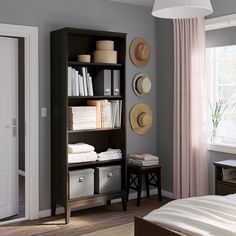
[152,0,213,19]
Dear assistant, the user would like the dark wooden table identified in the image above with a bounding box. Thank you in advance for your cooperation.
[128,164,162,206]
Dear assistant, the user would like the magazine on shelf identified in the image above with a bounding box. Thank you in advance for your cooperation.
[79,74,84,96]
[67,66,94,96]
[82,67,88,96]
[68,67,72,96]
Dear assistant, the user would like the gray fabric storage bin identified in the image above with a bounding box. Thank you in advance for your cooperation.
[95,165,122,194]
[69,168,94,199]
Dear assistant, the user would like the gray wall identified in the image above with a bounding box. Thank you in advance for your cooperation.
[156,19,174,192]
[207,0,236,18]
[0,0,158,211]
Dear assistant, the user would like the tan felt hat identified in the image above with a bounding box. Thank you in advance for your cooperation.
[130,104,153,135]
[129,37,150,67]
[133,73,151,97]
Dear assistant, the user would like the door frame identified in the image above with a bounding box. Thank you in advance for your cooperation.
[0,23,39,224]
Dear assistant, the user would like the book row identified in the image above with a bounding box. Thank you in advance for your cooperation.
[68,67,93,96]
[68,100,122,130]
[68,67,121,97]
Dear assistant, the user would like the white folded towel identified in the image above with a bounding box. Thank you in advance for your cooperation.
[68,151,97,163]
[129,158,159,166]
[97,156,122,161]
[107,148,121,153]
[68,143,95,154]
[97,148,122,161]
[129,153,159,162]
[98,149,121,157]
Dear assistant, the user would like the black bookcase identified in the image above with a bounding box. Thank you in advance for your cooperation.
[51,28,127,223]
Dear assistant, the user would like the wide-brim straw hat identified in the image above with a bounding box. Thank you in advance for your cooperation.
[133,73,151,97]
[129,37,150,67]
[130,104,153,135]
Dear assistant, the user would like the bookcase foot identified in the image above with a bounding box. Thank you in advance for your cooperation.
[51,202,56,216]
[65,206,71,224]
[122,196,127,211]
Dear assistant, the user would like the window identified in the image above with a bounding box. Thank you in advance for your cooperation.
[206,45,236,146]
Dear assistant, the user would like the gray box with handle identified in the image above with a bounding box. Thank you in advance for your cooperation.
[95,165,122,194]
[69,168,94,199]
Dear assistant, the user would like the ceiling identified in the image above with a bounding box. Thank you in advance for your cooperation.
[107,0,154,7]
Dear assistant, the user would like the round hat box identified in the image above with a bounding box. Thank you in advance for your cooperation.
[93,50,117,64]
[78,54,91,63]
[96,40,114,51]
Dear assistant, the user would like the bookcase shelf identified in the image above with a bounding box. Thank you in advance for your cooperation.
[68,95,123,100]
[68,61,123,67]
[51,27,127,224]
[68,159,123,169]
[68,127,123,133]
[68,191,126,204]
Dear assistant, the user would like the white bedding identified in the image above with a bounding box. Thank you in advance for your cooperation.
[144,194,236,236]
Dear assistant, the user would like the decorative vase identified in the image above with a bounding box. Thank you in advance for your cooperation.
[211,128,217,143]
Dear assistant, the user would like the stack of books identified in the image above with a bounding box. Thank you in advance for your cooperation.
[87,100,122,128]
[68,106,96,130]
[68,67,93,96]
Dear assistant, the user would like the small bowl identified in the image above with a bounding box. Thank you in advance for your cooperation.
[78,54,91,63]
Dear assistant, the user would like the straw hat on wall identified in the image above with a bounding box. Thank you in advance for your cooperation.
[130,104,153,135]
[129,37,150,67]
[133,73,151,97]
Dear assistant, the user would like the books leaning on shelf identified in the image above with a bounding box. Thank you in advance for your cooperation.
[68,106,97,130]
[87,100,122,129]
[222,168,236,181]
[68,66,94,96]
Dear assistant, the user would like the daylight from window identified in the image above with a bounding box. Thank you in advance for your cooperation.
[206,45,236,146]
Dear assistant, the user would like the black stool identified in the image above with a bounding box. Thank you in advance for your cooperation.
[128,164,162,206]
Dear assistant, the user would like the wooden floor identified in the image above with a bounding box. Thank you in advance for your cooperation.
[0,195,170,236]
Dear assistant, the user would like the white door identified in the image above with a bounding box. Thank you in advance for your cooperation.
[0,36,19,219]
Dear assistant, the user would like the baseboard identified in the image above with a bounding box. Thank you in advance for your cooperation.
[39,209,51,218]
[18,170,25,176]
[39,189,174,219]
[162,190,175,199]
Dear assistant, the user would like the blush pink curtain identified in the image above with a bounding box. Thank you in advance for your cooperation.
[173,18,209,199]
